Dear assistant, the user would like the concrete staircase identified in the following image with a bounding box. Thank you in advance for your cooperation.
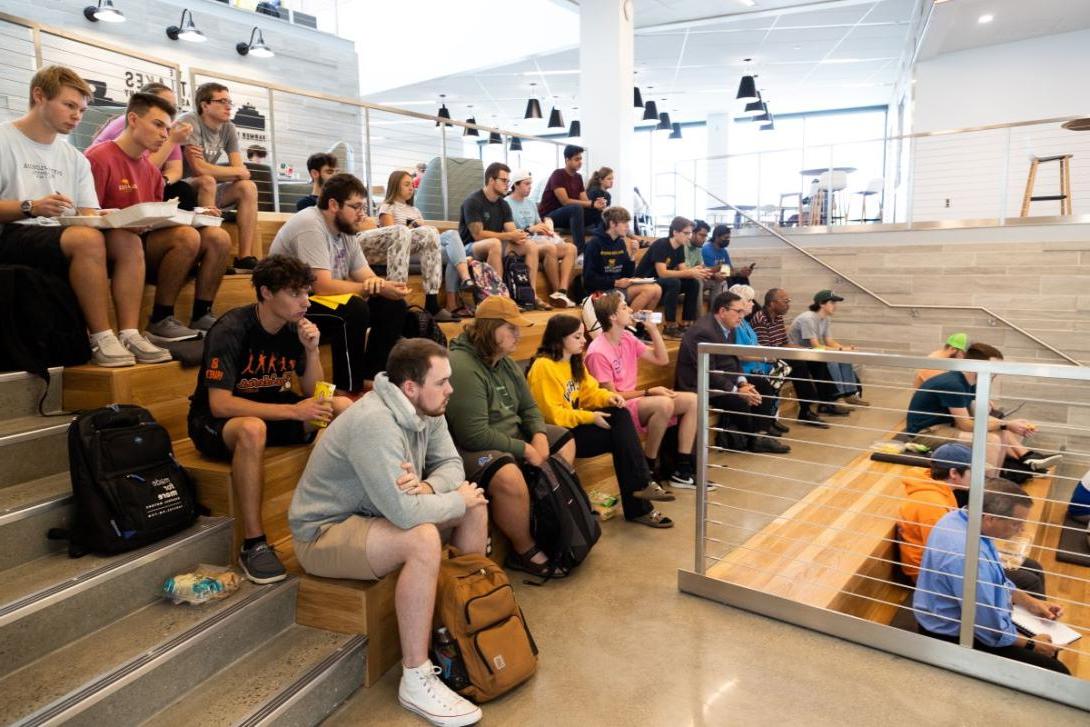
[0,370,365,726]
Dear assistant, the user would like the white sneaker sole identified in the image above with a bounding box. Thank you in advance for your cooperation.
[145,331,200,344]
[92,356,135,368]
[239,561,288,585]
[398,696,482,726]
[1025,454,1062,471]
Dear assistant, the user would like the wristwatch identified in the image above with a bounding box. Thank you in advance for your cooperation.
[999,422,1007,431]
[20,200,33,217]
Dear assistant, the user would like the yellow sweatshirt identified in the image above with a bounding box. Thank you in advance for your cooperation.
[527,356,615,428]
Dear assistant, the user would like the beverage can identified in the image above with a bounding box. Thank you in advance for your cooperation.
[311,381,335,429]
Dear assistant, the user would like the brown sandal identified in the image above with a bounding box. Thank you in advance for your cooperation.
[632,510,674,528]
[504,545,567,579]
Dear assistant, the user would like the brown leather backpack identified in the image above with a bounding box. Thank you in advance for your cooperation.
[434,547,538,702]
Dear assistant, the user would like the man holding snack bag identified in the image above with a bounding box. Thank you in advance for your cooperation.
[187,255,352,584]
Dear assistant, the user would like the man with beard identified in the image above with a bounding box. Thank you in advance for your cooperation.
[188,255,351,583]
[290,337,488,727]
[269,172,409,396]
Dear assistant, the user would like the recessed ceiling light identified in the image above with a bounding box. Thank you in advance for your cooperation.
[978,14,994,24]
[738,0,757,6]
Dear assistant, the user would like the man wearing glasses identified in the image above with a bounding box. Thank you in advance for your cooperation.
[458,162,538,299]
[177,82,259,270]
[269,173,408,396]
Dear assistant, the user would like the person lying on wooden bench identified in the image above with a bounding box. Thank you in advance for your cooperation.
[86,91,231,346]
[445,297,578,579]
[187,255,352,583]
[289,338,487,727]
[899,443,1046,596]
[674,291,789,455]
[528,314,675,528]
[899,342,1060,479]
[913,478,1070,674]
[585,291,702,487]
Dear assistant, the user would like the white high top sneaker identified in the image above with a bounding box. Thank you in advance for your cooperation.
[398,660,482,726]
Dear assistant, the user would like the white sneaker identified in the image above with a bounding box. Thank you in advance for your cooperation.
[398,661,482,727]
[90,332,135,368]
[121,333,173,364]
[549,291,576,308]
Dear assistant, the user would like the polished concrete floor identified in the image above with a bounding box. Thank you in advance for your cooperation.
[326,377,1089,726]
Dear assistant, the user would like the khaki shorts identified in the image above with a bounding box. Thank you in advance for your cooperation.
[293,515,379,581]
[459,424,571,488]
[898,424,965,452]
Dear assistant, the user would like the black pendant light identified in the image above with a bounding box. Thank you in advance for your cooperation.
[464,118,478,137]
[634,86,644,108]
[752,103,770,123]
[669,122,683,140]
[743,92,764,114]
[568,119,581,137]
[488,130,502,144]
[435,94,450,127]
[736,58,758,100]
[657,111,672,131]
[760,110,775,131]
[547,104,565,129]
[510,136,523,152]
[524,83,542,120]
[642,99,659,122]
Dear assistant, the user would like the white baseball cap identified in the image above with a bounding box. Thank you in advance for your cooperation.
[510,169,533,185]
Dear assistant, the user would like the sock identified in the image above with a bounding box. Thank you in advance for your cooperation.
[191,299,213,321]
[119,328,139,341]
[150,303,174,324]
[243,534,267,551]
[89,330,116,346]
[645,456,657,476]
[677,453,694,476]
[425,293,440,314]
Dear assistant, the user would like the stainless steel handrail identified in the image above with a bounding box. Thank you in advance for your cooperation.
[676,173,1084,367]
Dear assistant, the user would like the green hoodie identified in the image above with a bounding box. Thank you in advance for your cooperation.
[446,332,547,458]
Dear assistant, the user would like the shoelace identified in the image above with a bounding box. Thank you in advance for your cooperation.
[419,667,460,708]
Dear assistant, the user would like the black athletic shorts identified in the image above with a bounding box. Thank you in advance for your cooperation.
[0,223,71,277]
[188,392,313,461]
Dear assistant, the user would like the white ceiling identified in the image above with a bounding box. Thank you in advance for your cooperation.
[366,0,918,130]
[917,0,1090,60]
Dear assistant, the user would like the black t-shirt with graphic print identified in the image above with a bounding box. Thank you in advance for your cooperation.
[459,188,513,243]
[188,304,307,420]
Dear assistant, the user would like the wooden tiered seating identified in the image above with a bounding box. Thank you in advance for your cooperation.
[1035,495,1090,678]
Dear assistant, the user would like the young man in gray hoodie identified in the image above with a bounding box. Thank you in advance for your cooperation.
[288,337,487,727]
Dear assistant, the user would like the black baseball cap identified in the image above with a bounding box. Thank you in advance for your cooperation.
[813,290,844,304]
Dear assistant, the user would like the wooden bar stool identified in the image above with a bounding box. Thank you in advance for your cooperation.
[1020,154,1073,216]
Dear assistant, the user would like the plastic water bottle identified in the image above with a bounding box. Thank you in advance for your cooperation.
[432,627,470,690]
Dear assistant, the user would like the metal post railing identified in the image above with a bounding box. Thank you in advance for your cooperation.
[959,371,993,647]
[695,342,710,575]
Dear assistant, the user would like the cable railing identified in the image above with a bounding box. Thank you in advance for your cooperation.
[680,343,1090,710]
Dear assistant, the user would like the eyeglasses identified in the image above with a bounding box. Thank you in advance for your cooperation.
[209,98,234,108]
[495,177,510,183]
[343,202,365,211]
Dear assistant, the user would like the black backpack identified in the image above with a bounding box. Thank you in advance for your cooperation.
[503,254,536,309]
[0,265,91,378]
[402,305,448,348]
[55,405,198,557]
[527,455,600,573]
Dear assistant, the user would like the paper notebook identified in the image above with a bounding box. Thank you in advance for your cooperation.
[58,201,179,229]
[1012,604,1082,645]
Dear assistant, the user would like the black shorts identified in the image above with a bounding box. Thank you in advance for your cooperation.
[0,223,71,277]
[188,393,311,461]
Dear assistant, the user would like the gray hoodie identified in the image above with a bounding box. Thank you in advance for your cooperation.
[288,372,467,542]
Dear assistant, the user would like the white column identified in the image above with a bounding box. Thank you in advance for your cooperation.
[705,112,731,210]
[579,0,635,211]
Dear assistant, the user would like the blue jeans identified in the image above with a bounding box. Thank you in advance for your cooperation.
[440,229,467,293]
[826,361,861,397]
[545,203,586,251]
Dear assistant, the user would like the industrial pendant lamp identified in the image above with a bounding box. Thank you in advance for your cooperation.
[84,0,125,23]
[752,103,770,123]
[547,104,565,129]
[657,110,672,131]
[634,86,644,108]
[166,9,205,42]
[464,107,479,137]
[510,136,523,152]
[435,94,451,127]
[743,91,764,114]
[568,119,581,137]
[736,58,757,100]
[642,89,659,122]
[669,122,683,140]
[760,110,775,131]
[524,83,542,120]
[488,131,502,144]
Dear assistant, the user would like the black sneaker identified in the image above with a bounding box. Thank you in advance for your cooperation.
[233,255,258,271]
[818,404,851,416]
[239,542,287,584]
[770,421,790,434]
[751,436,791,454]
[798,410,830,428]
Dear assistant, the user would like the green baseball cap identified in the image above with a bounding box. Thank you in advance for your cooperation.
[945,333,968,352]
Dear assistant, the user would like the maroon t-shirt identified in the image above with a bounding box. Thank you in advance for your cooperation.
[538,168,585,216]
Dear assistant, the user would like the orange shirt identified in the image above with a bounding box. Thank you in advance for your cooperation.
[897,474,958,580]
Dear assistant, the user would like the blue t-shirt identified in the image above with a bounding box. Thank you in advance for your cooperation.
[701,241,733,269]
[733,319,771,375]
[506,195,540,230]
[905,371,975,433]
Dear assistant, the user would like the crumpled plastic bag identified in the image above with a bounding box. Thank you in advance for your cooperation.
[162,563,242,605]
[588,490,618,521]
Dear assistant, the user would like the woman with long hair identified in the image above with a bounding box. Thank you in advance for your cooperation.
[528,314,674,528]
[585,166,613,230]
